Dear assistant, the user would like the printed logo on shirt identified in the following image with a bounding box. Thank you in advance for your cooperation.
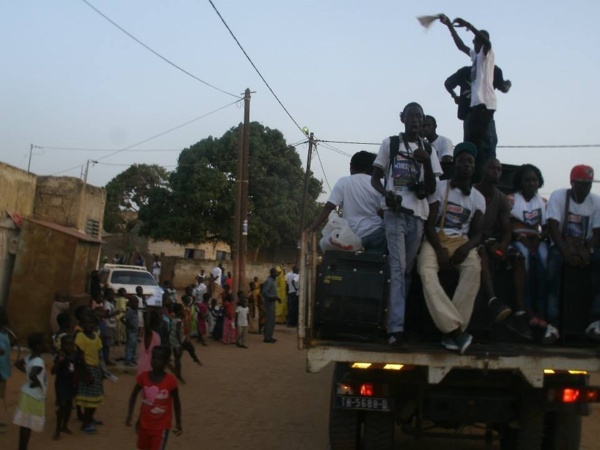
[392,154,418,188]
[438,202,472,230]
[522,208,542,226]
[565,213,589,239]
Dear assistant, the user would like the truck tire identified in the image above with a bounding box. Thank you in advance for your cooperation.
[362,411,394,450]
[500,396,545,450]
[542,411,582,450]
[330,363,359,450]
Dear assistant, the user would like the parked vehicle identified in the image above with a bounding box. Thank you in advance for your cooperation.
[99,264,163,305]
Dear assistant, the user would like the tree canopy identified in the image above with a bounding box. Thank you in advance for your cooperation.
[137,122,322,250]
[103,163,169,233]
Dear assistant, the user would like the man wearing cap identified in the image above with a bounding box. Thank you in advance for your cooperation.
[545,165,600,343]
[371,102,443,347]
[417,142,485,354]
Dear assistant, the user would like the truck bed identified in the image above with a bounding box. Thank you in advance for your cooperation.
[306,338,600,387]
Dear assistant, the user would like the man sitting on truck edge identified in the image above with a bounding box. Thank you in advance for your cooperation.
[308,151,385,253]
[473,158,514,326]
[545,164,600,343]
[371,102,442,348]
[417,142,485,354]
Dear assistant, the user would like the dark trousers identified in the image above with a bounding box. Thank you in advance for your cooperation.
[287,293,298,327]
[464,104,495,182]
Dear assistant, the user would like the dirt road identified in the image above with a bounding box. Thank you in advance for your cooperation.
[1,326,598,449]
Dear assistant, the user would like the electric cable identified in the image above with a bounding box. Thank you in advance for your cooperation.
[81,0,239,98]
[314,146,332,192]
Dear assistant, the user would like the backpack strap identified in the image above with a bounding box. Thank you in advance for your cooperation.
[385,135,400,190]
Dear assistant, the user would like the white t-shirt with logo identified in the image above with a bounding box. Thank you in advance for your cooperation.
[546,189,599,241]
[509,192,547,235]
[373,136,443,220]
[430,135,453,161]
[429,180,486,237]
[327,173,383,239]
[470,47,496,110]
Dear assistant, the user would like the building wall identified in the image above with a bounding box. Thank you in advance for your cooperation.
[148,239,231,260]
[34,176,106,237]
[0,162,37,216]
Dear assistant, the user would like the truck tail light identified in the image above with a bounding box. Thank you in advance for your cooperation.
[360,383,374,397]
[554,388,600,403]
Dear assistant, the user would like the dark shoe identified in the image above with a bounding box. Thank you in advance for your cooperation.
[81,425,97,434]
[585,321,600,342]
[489,298,511,323]
[387,332,407,348]
[441,335,459,351]
[507,314,533,340]
[542,324,559,344]
[263,339,277,343]
[455,332,473,355]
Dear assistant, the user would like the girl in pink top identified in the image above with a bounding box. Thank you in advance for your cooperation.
[136,311,162,376]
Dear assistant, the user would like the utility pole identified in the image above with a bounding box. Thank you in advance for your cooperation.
[298,132,315,264]
[77,159,97,232]
[239,88,251,296]
[27,144,33,174]
[233,88,252,299]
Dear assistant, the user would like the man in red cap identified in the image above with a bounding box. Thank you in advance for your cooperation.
[545,165,600,343]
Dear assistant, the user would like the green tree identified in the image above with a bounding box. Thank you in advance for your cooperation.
[103,164,169,233]
[139,122,322,250]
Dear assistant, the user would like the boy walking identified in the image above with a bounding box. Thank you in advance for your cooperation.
[126,346,182,450]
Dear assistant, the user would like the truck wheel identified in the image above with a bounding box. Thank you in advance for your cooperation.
[362,411,394,450]
[500,397,544,450]
[542,411,582,450]
[330,363,359,450]
[329,408,360,450]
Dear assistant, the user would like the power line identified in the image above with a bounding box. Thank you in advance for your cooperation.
[314,146,331,192]
[51,99,240,176]
[318,139,600,149]
[81,0,239,98]
[318,142,352,157]
[37,146,184,152]
[207,0,306,137]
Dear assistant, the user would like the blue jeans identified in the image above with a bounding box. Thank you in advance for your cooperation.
[513,240,549,315]
[384,210,424,333]
[361,226,387,254]
[547,246,600,325]
[125,330,137,364]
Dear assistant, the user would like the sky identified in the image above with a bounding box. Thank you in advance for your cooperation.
[1,0,599,199]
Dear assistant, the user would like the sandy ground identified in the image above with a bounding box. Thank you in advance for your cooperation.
[1,327,598,450]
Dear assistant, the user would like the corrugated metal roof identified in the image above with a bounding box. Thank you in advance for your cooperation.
[26,218,104,244]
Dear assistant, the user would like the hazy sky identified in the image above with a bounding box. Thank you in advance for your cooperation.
[2,0,599,198]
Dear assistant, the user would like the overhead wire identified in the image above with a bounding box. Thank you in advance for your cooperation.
[207,0,306,138]
[318,139,600,149]
[37,146,184,152]
[51,98,241,176]
[314,146,332,192]
[80,0,239,98]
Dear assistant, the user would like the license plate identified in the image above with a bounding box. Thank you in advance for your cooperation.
[336,396,392,411]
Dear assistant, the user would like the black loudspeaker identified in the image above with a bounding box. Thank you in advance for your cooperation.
[315,251,388,340]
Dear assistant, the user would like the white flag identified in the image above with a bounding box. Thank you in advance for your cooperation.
[417,14,442,29]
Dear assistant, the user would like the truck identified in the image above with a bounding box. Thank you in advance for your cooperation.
[298,219,600,449]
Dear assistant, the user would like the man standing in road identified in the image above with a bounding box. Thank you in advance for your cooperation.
[285,266,300,327]
[261,268,281,343]
[371,102,442,347]
[440,15,497,181]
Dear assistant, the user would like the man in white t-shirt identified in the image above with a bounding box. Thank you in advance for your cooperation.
[285,266,300,327]
[440,15,496,182]
[308,151,384,253]
[422,115,453,163]
[545,165,600,343]
[417,142,485,354]
[371,102,443,347]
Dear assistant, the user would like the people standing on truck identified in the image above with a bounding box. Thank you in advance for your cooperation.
[421,116,454,163]
[507,164,549,338]
[417,142,485,354]
[262,267,282,343]
[308,150,385,253]
[371,102,442,347]
[439,15,498,182]
[285,266,300,327]
[151,255,161,281]
[444,65,511,157]
[473,158,513,324]
[545,164,600,343]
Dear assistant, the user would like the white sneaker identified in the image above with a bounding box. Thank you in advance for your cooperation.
[585,321,600,342]
[542,324,560,344]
